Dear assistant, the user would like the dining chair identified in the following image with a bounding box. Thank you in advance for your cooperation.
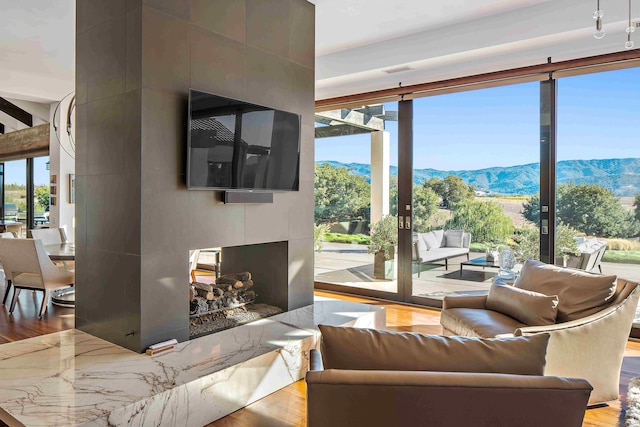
[28,227,67,244]
[0,231,17,305]
[0,238,74,318]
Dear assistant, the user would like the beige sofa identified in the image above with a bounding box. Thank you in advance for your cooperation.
[441,260,639,404]
[307,325,592,427]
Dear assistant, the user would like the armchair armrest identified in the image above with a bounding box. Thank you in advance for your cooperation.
[463,232,472,248]
[443,295,487,310]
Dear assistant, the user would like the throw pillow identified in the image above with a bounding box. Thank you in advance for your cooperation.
[318,324,549,376]
[432,229,446,247]
[514,259,617,322]
[444,229,464,248]
[415,234,428,253]
[486,281,559,326]
[422,231,440,250]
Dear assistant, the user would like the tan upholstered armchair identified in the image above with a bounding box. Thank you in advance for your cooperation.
[441,261,639,405]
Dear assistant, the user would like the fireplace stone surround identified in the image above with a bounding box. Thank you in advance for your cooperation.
[75,0,315,353]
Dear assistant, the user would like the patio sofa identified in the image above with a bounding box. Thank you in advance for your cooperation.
[307,325,592,427]
[440,259,640,404]
[412,229,471,275]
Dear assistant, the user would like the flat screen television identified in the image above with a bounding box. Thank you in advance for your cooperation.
[187,89,300,191]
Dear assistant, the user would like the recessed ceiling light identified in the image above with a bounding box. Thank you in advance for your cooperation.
[382,65,413,74]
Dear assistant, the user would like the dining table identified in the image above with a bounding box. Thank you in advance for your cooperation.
[44,242,75,308]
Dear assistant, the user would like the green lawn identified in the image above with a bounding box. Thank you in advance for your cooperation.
[322,233,370,245]
[602,250,640,264]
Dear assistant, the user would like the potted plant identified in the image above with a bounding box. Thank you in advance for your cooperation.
[368,215,398,280]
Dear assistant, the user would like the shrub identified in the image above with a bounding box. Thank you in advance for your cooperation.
[368,215,398,260]
[314,223,330,252]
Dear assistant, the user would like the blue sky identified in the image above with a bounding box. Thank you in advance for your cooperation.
[315,67,640,170]
[4,157,49,186]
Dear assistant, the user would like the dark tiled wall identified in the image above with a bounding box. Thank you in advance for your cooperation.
[75,0,315,352]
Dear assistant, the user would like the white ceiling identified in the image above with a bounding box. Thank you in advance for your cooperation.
[0,0,637,104]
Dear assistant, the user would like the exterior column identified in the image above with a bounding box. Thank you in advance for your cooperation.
[370,130,390,225]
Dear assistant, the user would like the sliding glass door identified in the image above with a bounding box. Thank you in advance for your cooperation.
[314,102,401,299]
[557,68,640,330]
[407,83,539,305]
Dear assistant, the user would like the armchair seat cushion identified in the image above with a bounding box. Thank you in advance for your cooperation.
[440,308,526,338]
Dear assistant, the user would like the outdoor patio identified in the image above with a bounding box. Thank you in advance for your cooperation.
[315,242,640,322]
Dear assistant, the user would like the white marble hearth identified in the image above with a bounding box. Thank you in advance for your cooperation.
[0,297,384,427]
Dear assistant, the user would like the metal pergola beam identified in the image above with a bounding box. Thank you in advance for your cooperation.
[0,97,33,127]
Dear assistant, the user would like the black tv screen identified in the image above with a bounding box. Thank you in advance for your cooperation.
[187,89,300,191]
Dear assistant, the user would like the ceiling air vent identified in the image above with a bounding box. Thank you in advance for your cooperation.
[382,65,413,74]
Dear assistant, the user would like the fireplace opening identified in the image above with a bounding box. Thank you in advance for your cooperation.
[188,242,288,339]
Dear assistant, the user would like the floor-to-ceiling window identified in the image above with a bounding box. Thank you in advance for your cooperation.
[314,103,400,297]
[557,67,640,327]
[314,61,640,313]
[2,156,50,236]
[410,82,539,303]
[33,157,50,227]
[3,160,27,236]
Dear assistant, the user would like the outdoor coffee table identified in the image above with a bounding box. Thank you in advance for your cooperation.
[460,256,500,277]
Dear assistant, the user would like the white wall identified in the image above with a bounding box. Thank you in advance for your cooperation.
[48,98,75,240]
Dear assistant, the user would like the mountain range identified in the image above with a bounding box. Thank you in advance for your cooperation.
[317,158,640,197]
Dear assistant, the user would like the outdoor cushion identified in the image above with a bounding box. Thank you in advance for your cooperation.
[432,229,446,247]
[416,234,428,253]
[418,247,469,262]
[515,259,617,322]
[319,324,549,376]
[445,230,464,248]
[486,280,558,326]
[422,232,440,250]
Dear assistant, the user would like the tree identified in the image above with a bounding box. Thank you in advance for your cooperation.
[411,185,439,233]
[389,179,439,233]
[424,175,474,209]
[557,183,639,238]
[445,199,513,243]
[35,186,50,210]
[314,163,370,223]
[522,194,540,226]
[523,184,640,238]
[635,193,640,223]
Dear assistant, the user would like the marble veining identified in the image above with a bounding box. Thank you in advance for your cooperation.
[0,298,385,427]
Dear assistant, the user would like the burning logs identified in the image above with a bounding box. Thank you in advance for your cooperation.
[189,272,256,316]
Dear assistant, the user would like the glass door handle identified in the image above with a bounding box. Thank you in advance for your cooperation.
[398,216,404,229]
[405,217,411,230]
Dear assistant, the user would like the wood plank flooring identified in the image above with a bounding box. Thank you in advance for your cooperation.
[1,289,638,426]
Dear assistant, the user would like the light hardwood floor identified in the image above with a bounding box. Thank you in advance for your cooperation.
[0,289,637,426]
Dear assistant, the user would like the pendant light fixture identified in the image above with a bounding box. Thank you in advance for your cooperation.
[625,0,635,49]
[594,0,605,39]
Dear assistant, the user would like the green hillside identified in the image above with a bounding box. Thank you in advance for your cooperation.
[318,158,640,196]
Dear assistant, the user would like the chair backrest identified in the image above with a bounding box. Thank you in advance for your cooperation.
[28,228,67,245]
[0,238,47,286]
[0,232,16,238]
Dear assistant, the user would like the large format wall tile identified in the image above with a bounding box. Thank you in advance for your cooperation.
[141,7,190,93]
[191,0,246,43]
[85,18,126,102]
[190,27,246,99]
[246,0,290,59]
[141,88,186,175]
